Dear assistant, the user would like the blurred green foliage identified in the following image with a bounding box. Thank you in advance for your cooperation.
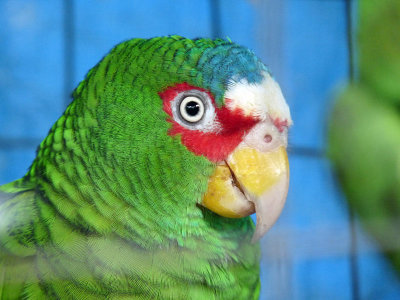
[359,0,400,104]
[329,0,400,273]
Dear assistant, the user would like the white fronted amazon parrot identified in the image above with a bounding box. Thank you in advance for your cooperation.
[0,36,292,299]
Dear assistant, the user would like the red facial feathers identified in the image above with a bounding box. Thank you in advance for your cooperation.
[273,118,289,133]
[159,83,259,162]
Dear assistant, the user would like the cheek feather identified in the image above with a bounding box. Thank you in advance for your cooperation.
[217,99,259,133]
[159,83,259,162]
[169,125,248,162]
[169,104,258,162]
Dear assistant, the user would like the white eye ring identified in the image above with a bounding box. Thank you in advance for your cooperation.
[179,96,205,123]
[171,89,218,132]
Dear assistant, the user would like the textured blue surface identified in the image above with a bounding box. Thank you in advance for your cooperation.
[1,0,400,299]
[283,0,349,151]
[0,0,64,140]
[261,156,352,299]
[74,0,214,88]
[218,0,257,50]
[0,148,36,184]
[355,223,400,300]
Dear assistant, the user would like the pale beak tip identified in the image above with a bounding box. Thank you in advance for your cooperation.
[250,173,289,243]
[251,223,270,243]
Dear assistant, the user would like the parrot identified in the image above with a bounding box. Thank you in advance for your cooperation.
[329,0,400,275]
[0,36,292,299]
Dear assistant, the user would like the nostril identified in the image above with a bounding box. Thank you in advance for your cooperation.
[264,134,272,143]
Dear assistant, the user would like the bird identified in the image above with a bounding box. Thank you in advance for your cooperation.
[0,36,292,299]
[329,0,400,278]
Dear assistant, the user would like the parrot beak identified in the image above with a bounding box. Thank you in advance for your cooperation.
[201,144,289,242]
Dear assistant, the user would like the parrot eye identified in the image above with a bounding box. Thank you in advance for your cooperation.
[171,89,217,132]
[179,96,205,123]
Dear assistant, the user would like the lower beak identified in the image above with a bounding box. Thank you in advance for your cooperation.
[201,146,289,242]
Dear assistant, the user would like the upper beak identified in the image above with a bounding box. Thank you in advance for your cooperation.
[201,124,290,242]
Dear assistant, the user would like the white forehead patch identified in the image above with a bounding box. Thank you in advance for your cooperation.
[225,73,292,125]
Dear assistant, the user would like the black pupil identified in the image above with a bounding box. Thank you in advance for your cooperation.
[185,101,200,116]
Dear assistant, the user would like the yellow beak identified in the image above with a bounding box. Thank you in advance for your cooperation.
[201,146,289,242]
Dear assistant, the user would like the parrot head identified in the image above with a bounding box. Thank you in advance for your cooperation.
[155,37,292,241]
[31,36,292,245]
[159,70,291,242]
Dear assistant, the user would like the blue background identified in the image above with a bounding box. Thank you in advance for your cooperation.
[1,0,399,299]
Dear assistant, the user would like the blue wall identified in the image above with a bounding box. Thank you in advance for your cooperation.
[1,1,400,299]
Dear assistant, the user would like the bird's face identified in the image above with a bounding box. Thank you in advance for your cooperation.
[83,37,291,243]
[160,72,292,241]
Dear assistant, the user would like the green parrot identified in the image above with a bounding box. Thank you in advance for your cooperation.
[0,36,292,299]
[329,0,400,274]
